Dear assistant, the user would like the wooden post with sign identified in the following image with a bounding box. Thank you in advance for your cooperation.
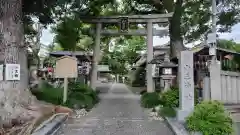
[55,56,78,103]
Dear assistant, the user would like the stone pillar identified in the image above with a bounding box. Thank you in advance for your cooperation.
[146,21,154,92]
[164,80,170,91]
[209,60,221,100]
[90,23,101,90]
[177,51,194,122]
[203,76,210,100]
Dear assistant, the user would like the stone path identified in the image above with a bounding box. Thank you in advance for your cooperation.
[62,83,174,135]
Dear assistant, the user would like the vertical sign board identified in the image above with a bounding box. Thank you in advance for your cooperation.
[5,64,20,80]
[207,32,217,56]
[177,51,194,122]
[119,17,129,32]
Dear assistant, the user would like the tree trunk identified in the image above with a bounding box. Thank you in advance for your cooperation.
[169,0,185,85]
[169,0,185,59]
[0,0,37,121]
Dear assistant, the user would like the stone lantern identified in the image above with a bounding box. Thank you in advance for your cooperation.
[158,54,178,91]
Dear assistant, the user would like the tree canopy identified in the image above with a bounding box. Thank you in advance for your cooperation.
[124,0,240,57]
[48,0,240,74]
[100,36,146,75]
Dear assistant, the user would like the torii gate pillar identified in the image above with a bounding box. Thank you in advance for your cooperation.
[146,21,154,92]
[90,23,101,90]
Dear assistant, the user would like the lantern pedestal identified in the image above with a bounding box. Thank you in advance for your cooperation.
[160,75,176,91]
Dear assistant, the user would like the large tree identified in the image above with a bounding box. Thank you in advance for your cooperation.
[100,36,146,75]
[0,0,116,129]
[0,0,35,124]
[124,0,240,57]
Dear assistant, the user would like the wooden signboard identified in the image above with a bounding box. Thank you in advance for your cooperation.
[55,55,78,103]
[55,56,78,78]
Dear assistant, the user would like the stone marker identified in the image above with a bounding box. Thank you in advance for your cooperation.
[177,51,194,122]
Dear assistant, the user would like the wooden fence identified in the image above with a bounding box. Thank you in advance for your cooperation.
[220,71,240,104]
[204,62,240,104]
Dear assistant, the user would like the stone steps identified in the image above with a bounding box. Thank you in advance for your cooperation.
[224,105,240,123]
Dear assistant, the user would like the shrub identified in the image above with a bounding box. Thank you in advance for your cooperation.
[160,88,179,108]
[68,82,99,104]
[66,93,94,109]
[32,81,99,109]
[186,100,233,135]
[32,83,63,105]
[68,81,90,93]
[158,106,176,118]
[140,90,147,95]
[141,92,161,108]
[160,87,200,108]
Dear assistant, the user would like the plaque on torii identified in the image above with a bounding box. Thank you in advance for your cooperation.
[119,17,129,32]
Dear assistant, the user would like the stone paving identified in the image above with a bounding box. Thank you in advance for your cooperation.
[62,83,174,135]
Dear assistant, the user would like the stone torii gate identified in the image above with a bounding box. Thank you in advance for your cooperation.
[80,13,172,92]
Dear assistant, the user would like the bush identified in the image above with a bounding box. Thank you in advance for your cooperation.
[186,100,233,135]
[68,81,90,93]
[159,106,176,118]
[141,92,161,108]
[32,83,63,105]
[66,93,94,109]
[140,90,147,95]
[160,88,179,108]
[160,87,199,108]
[68,81,99,104]
[32,81,99,109]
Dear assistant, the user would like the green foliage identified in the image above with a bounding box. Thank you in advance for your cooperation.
[217,39,240,51]
[186,101,233,135]
[52,16,82,51]
[159,107,176,118]
[32,82,63,105]
[68,81,99,105]
[66,93,94,109]
[160,87,199,108]
[141,92,161,108]
[100,36,146,75]
[217,39,240,71]
[160,88,179,108]
[32,81,99,109]
[125,0,239,42]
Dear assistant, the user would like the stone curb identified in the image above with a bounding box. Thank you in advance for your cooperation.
[163,116,201,135]
[163,116,181,135]
[31,113,68,135]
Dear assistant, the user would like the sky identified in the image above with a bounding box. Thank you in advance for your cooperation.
[218,24,240,43]
[40,23,240,53]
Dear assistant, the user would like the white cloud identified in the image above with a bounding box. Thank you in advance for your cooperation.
[218,23,240,43]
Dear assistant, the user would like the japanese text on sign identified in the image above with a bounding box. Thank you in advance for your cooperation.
[5,64,20,80]
[183,64,193,100]
[179,51,194,111]
[183,64,192,88]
